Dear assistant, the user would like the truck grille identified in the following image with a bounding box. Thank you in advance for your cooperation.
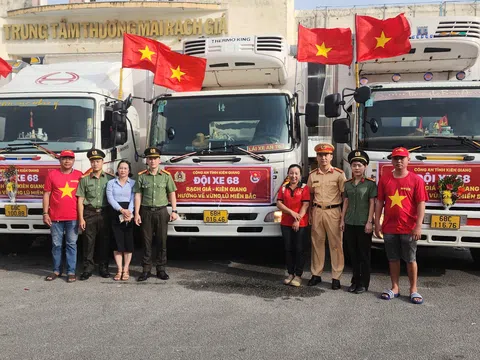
[256,36,284,52]
[184,39,206,56]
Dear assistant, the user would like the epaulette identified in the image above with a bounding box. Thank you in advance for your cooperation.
[161,169,171,175]
[81,173,90,178]
[346,178,353,182]
[365,177,375,182]
[138,169,148,175]
[309,169,317,174]
[105,172,115,177]
[333,167,344,173]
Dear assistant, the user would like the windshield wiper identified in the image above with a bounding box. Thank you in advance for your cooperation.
[0,141,58,159]
[424,136,480,151]
[169,144,266,163]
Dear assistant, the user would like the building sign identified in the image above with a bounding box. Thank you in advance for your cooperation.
[377,163,480,206]
[3,17,227,41]
[164,166,273,205]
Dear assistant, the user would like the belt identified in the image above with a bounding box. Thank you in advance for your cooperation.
[85,205,107,213]
[142,206,167,211]
[312,203,342,210]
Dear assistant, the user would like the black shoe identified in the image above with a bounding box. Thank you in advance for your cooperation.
[348,283,357,293]
[137,272,151,282]
[355,286,366,294]
[332,279,341,290]
[307,275,322,286]
[79,272,92,281]
[157,271,170,280]
[99,270,110,278]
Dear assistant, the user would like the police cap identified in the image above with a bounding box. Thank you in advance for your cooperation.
[87,148,105,160]
[144,147,161,158]
[348,150,369,165]
[314,143,335,154]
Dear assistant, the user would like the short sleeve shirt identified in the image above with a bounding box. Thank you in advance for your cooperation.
[277,183,310,227]
[377,172,428,234]
[133,169,177,207]
[76,171,114,208]
[44,169,83,221]
[307,167,346,206]
[344,178,377,226]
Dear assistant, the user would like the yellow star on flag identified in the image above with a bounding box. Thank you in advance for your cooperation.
[388,189,406,208]
[138,45,155,62]
[59,182,75,198]
[170,65,186,82]
[315,42,332,58]
[375,31,392,48]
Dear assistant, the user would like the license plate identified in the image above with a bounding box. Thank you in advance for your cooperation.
[203,210,228,223]
[430,215,460,230]
[5,204,27,217]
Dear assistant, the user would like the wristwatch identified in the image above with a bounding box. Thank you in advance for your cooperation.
[43,212,49,215]
[172,210,178,213]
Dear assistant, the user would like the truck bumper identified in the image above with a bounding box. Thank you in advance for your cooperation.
[167,205,282,237]
[0,202,50,234]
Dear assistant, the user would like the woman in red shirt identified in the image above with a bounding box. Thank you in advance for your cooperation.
[276,164,310,287]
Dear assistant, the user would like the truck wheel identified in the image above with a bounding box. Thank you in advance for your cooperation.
[470,248,480,267]
[0,235,34,254]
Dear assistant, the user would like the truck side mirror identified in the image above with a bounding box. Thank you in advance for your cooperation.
[112,101,127,132]
[332,118,350,144]
[305,102,319,127]
[325,93,342,118]
[354,86,371,104]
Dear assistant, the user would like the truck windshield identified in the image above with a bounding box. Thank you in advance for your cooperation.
[0,98,94,152]
[360,88,480,152]
[150,94,291,155]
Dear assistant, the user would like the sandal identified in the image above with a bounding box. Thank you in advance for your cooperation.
[113,272,122,281]
[410,292,424,305]
[380,289,400,300]
[45,273,59,281]
[121,271,130,281]
[67,274,76,283]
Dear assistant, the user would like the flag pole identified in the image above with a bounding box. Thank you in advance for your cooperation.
[118,67,124,100]
[355,62,359,88]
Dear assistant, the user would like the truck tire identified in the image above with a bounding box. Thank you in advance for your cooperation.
[470,248,480,267]
[0,235,34,255]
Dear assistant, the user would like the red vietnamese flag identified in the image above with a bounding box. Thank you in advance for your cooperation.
[356,13,411,62]
[297,24,353,66]
[122,33,170,73]
[154,47,206,92]
[0,57,12,78]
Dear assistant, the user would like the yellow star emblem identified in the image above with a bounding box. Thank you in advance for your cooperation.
[138,45,155,62]
[375,31,392,48]
[388,189,406,208]
[170,65,186,82]
[315,42,332,58]
[58,182,75,198]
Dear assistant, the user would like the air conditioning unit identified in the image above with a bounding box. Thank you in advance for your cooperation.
[183,35,288,87]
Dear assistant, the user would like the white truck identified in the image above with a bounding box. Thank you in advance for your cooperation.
[147,35,316,238]
[320,16,480,264]
[0,62,142,251]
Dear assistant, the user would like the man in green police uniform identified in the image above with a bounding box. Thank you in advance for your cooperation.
[77,149,114,280]
[134,147,178,282]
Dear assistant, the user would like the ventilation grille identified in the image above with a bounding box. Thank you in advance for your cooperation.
[434,21,480,39]
[256,36,284,52]
[184,39,206,56]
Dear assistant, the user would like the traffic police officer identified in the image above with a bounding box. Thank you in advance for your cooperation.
[77,149,114,280]
[307,143,346,289]
[134,147,178,282]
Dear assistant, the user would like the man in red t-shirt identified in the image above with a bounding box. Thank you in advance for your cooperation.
[374,147,428,304]
[43,150,83,282]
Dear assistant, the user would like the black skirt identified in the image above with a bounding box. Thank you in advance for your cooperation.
[111,201,134,252]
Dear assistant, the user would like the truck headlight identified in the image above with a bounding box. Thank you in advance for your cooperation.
[264,210,282,223]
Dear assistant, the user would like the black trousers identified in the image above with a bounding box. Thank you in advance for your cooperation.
[82,206,110,273]
[140,206,169,273]
[344,224,372,289]
[281,225,307,277]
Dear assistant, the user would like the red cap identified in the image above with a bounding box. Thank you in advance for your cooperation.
[391,147,409,157]
[59,150,75,158]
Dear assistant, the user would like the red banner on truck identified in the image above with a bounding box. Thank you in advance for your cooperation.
[164,166,273,205]
[0,162,59,202]
[377,163,480,206]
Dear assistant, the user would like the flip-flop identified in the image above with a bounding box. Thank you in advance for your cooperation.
[410,292,424,304]
[380,289,400,300]
[45,273,59,281]
[67,274,76,283]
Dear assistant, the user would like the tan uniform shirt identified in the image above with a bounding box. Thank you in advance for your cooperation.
[307,167,346,206]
